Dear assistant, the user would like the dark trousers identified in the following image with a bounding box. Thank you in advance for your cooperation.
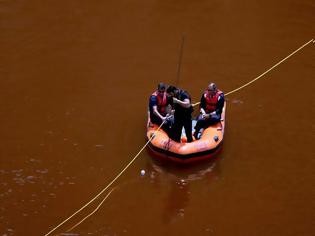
[172,116,193,143]
[194,114,221,133]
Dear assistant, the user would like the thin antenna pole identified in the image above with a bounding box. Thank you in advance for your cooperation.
[175,34,186,86]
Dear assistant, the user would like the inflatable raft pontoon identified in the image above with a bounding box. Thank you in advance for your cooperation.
[146,102,226,163]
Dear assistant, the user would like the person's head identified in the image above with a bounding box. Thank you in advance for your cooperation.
[157,83,166,93]
[207,83,217,95]
[166,85,177,97]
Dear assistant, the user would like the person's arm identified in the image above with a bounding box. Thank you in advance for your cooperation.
[147,109,151,127]
[153,106,166,121]
[149,95,166,122]
[173,92,191,108]
[166,96,174,115]
[200,95,206,115]
[148,96,154,127]
[173,98,191,108]
[214,94,225,115]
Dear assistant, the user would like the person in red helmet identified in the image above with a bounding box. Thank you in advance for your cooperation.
[193,83,225,140]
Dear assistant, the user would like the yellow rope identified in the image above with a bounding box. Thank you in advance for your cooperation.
[44,38,314,236]
[66,188,115,232]
[192,38,314,107]
[44,121,165,236]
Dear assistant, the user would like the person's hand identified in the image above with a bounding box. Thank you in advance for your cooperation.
[172,97,179,104]
[166,114,174,121]
[147,121,153,127]
[161,116,167,122]
[203,114,210,119]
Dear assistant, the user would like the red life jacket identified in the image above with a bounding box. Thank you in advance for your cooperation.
[203,89,223,113]
[152,90,167,114]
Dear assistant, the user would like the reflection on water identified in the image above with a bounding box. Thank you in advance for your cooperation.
[148,157,220,182]
[162,179,189,224]
[145,156,222,224]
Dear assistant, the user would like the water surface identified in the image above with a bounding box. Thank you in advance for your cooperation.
[1,0,314,235]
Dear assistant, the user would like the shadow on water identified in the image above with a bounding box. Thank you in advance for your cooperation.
[144,149,224,224]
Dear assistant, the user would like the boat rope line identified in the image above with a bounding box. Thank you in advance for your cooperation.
[43,121,166,236]
[44,38,313,236]
[66,188,115,232]
[192,38,314,107]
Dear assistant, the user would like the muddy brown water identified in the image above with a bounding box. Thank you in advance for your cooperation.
[1,0,314,235]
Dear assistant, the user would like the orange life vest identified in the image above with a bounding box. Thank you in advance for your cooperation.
[152,91,167,114]
[204,90,223,113]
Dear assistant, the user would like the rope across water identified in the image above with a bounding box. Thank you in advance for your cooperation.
[44,121,166,236]
[192,38,314,107]
[44,38,314,236]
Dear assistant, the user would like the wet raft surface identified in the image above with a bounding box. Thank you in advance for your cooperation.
[1,0,315,235]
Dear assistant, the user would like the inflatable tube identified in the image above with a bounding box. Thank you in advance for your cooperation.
[146,102,226,163]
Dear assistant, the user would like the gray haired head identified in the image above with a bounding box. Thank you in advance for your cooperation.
[208,83,217,92]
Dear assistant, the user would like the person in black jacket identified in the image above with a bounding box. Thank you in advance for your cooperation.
[166,86,193,143]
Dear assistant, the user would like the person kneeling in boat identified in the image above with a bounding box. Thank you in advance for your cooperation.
[148,83,173,134]
[193,83,225,140]
[166,85,193,143]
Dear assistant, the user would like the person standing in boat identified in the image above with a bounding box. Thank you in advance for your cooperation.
[166,85,193,143]
[193,83,225,139]
[148,83,173,133]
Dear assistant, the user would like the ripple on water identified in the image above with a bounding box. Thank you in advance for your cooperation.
[95,144,104,148]
[36,169,48,174]
[13,177,25,185]
[60,233,80,236]
[178,208,185,217]
[3,189,13,196]
[231,99,244,104]
[26,176,36,183]
[29,158,41,163]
